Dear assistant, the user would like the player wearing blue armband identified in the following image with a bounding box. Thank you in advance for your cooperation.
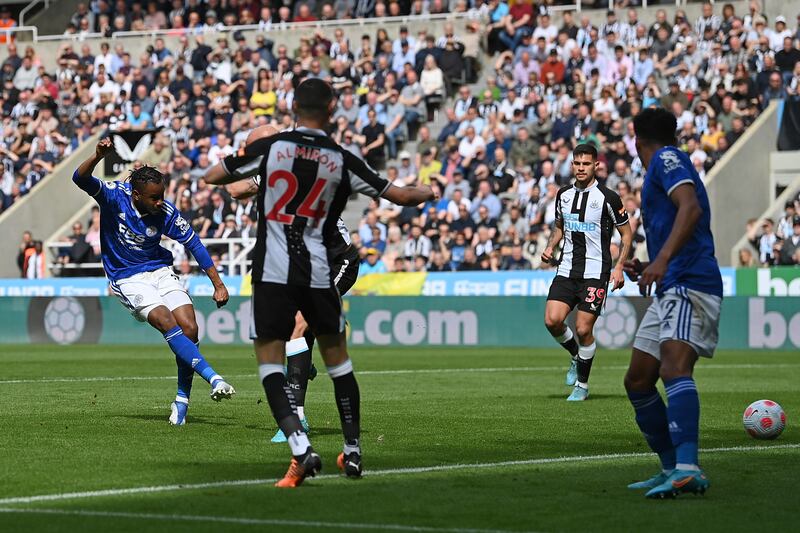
[73,138,235,425]
[623,109,723,499]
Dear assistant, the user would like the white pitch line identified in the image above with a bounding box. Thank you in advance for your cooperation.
[0,508,520,533]
[0,444,797,506]
[2,363,798,385]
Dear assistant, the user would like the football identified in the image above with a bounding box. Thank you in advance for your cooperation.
[743,400,786,440]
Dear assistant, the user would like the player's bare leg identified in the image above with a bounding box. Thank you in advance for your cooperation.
[544,300,580,386]
[272,311,315,442]
[147,305,234,425]
[317,332,363,478]
[644,341,708,498]
[256,338,321,487]
[567,310,600,401]
[624,348,675,489]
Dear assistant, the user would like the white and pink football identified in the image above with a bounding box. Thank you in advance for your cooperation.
[743,400,786,440]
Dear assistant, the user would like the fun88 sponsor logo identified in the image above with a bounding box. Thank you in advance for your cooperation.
[118,223,146,249]
[563,213,597,232]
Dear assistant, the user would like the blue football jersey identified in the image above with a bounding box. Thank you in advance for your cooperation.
[73,172,212,282]
[641,146,723,297]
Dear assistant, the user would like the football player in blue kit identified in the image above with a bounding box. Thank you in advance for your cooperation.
[73,138,235,425]
[623,108,723,499]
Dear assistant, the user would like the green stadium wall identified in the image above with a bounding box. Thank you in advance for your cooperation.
[1,296,798,351]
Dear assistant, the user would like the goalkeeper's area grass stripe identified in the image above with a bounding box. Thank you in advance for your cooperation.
[2,363,799,384]
[0,443,797,506]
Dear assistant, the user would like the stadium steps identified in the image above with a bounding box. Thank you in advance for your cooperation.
[730,172,800,264]
[25,0,83,37]
[0,133,102,277]
[770,150,800,199]
[704,100,782,267]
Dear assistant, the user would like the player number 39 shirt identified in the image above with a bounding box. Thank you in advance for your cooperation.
[554,181,629,280]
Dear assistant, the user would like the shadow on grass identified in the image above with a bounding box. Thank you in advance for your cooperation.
[242,425,370,438]
[545,393,621,400]
[117,414,239,425]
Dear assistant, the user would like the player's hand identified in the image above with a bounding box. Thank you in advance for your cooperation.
[622,258,646,281]
[638,257,667,297]
[610,267,625,291]
[541,246,554,264]
[96,137,114,158]
[213,284,229,308]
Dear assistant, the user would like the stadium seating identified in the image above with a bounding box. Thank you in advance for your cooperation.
[2,0,799,278]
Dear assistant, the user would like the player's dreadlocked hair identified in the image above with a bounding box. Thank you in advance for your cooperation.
[127,165,165,192]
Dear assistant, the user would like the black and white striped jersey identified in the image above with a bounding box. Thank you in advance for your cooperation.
[554,181,629,280]
[250,174,354,260]
[222,126,389,288]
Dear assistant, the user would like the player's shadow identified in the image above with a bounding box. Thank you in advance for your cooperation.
[118,414,238,426]
[545,393,621,401]
[243,424,367,437]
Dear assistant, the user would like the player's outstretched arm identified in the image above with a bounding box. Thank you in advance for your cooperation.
[73,138,115,192]
[203,162,237,186]
[638,183,702,295]
[225,177,259,200]
[165,208,230,308]
[207,125,279,186]
[381,183,436,207]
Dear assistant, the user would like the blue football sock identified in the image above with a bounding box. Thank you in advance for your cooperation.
[164,327,221,386]
[664,377,700,469]
[628,389,675,471]
[174,349,195,402]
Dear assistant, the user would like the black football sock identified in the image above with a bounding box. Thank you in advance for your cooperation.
[553,327,579,358]
[576,342,596,388]
[259,364,309,457]
[328,359,361,451]
[305,331,316,378]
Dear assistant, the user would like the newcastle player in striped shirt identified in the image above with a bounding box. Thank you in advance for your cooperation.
[541,143,633,401]
[207,125,361,445]
[207,79,434,487]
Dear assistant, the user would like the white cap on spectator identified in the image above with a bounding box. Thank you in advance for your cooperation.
[399,150,411,160]
[775,16,786,24]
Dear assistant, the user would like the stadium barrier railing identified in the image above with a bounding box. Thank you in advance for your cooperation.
[44,236,257,277]
[4,0,783,70]
[19,0,50,28]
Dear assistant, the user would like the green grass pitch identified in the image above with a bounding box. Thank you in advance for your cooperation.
[1,345,797,532]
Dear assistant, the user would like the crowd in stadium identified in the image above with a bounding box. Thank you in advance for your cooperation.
[5,1,800,278]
